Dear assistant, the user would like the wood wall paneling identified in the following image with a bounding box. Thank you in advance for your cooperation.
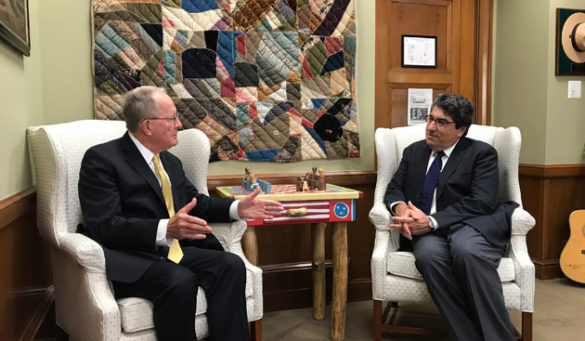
[519,164,585,279]
[0,190,53,340]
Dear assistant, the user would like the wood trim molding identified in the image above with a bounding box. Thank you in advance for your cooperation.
[261,260,333,273]
[0,188,36,232]
[475,0,493,125]
[18,286,55,341]
[519,164,585,178]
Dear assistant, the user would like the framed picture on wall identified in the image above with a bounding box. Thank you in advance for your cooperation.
[556,8,585,75]
[0,0,30,56]
[401,35,437,68]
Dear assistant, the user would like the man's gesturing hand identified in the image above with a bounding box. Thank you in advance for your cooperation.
[167,198,212,240]
[237,187,284,219]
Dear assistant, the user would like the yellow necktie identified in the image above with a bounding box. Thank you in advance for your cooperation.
[152,154,183,263]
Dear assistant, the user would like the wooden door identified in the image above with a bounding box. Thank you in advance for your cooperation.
[375,0,493,129]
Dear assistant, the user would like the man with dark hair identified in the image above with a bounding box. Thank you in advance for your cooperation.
[78,86,283,340]
[384,93,517,340]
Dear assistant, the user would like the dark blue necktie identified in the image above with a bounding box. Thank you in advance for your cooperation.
[416,151,445,215]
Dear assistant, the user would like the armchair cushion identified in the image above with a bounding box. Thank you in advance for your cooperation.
[118,287,207,333]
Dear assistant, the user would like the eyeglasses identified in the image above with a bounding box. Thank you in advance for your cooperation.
[146,114,181,122]
[426,115,455,127]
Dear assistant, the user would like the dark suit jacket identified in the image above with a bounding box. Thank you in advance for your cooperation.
[384,137,518,248]
[78,132,234,283]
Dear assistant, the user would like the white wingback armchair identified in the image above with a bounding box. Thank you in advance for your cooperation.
[27,120,263,341]
[369,124,535,341]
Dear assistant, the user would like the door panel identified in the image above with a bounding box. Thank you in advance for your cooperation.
[376,0,492,129]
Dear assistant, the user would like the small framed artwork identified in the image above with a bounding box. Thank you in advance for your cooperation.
[0,0,31,56]
[402,35,437,68]
[555,8,585,75]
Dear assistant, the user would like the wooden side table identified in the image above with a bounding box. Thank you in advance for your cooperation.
[217,184,362,341]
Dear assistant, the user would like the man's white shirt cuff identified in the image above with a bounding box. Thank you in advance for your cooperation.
[429,216,439,230]
[230,200,241,220]
[156,219,172,247]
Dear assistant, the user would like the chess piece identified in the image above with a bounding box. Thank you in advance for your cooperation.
[317,168,326,191]
[242,168,250,190]
[296,176,303,192]
[311,167,318,189]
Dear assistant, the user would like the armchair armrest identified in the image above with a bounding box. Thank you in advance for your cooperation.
[369,201,399,252]
[58,232,106,273]
[370,202,401,299]
[211,220,247,253]
[510,207,535,236]
[211,220,263,320]
[369,202,391,229]
[507,207,535,311]
[211,220,260,275]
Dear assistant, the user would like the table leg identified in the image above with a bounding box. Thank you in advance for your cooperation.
[243,226,258,266]
[312,222,327,320]
[331,221,348,341]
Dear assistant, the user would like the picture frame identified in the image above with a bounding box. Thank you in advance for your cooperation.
[0,0,30,56]
[555,8,585,75]
[401,35,437,68]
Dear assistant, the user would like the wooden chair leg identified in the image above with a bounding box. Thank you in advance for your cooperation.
[373,300,382,341]
[521,312,532,341]
[250,319,262,341]
[373,299,442,338]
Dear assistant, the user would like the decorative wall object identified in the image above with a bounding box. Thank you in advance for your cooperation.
[0,0,30,56]
[556,8,585,75]
[91,0,359,162]
[401,35,436,68]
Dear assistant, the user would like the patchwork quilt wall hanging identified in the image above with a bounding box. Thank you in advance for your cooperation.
[91,0,359,162]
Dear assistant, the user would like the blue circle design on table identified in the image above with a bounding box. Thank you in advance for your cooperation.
[334,202,349,219]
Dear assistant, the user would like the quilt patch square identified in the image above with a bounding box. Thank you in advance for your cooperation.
[92,0,359,162]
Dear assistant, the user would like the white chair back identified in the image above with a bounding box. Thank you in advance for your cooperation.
[27,120,211,246]
[27,120,127,246]
[374,124,523,208]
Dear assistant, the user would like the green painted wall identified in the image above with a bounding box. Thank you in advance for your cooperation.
[0,0,43,200]
[0,0,375,201]
[545,1,585,164]
[37,0,94,125]
[493,0,585,165]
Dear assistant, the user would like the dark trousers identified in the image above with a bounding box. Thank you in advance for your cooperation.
[412,225,514,341]
[113,246,249,341]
